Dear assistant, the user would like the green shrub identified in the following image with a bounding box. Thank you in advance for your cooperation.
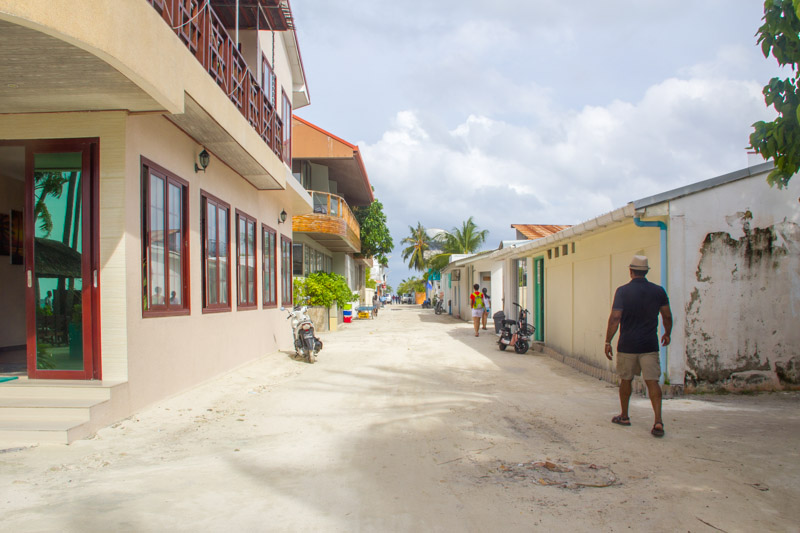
[293,272,358,309]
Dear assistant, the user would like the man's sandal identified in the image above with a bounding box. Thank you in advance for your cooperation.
[651,422,665,437]
[611,415,631,426]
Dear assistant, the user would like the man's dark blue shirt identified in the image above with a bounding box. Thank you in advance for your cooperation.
[612,277,669,354]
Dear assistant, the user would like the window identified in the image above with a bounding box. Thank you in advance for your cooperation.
[262,55,275,107]
[201,191,231,312]
[236,210,257,309]
[281,235,292,306]
[282,89,292,164]
[262,224,277,307]
[141,158,189,316]
[291,160,311,190]
[516,259,528,316]
[304,245,312,275]
[293,243,304,276]
[297,245,332,276]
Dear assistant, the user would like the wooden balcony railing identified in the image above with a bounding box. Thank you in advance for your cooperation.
[292,191,361,252]
[146,0,285,161]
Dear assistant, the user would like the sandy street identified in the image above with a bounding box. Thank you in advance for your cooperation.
[1,307,798,532]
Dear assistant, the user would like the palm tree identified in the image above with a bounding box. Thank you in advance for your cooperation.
[401,222,431,272]
[429,216,489,271]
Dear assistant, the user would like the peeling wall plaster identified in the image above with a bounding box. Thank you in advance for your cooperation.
[685,220,800,385]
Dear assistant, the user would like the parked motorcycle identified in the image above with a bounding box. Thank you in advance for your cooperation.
[498,303,535,354]
[434,298,445,315]
[282,305,323,363]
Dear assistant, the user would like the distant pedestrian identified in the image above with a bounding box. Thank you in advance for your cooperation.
[481,288,491,330]
[470,284,485,337]
[604,255,672,438]
[372,292,379,318]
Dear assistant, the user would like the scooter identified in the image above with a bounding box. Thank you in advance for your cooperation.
[498,303,534,354]
[282,305,323,363]
[434,298,445,315]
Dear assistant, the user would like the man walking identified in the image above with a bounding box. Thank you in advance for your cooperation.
[604,255,672,437]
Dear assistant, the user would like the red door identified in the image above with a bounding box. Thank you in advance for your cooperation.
[25,139,100,380]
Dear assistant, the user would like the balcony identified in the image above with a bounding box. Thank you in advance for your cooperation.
[292,192,361,253]
[146,0,286,160]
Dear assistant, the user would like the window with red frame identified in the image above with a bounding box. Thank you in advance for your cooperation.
[201,191,231,311]
[236,210,257,309]
[262,224,277,307]
[141,159,189,316]
[280,235,292,306]
[282,89,292,164]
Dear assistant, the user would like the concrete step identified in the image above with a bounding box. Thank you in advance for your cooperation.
[0,379,127,445]
[0,379,118,401]
[0,397,104,419]
[0,418,91,445]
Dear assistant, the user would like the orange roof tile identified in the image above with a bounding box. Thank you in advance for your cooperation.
[511,224,572,240]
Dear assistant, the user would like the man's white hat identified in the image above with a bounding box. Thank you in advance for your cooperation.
[630,255,650,271]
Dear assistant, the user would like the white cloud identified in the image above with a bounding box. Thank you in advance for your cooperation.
[362,70,776,288]
[290,0,783,289]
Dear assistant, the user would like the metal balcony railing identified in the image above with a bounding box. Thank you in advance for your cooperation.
[146,0,285,160]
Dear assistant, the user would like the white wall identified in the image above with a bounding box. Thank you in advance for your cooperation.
[125,114,293,409]
[667,170,800,386]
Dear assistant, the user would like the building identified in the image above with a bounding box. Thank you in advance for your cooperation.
[0,0,313,443]
[440,225,567,329]
[494,162,800,391]
[290,115,373,306]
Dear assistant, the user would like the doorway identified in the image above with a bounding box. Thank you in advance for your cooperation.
[0,139,100,380]
[533,257,544,342]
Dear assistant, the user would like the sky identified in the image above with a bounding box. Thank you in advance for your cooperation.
[289,0,785,292]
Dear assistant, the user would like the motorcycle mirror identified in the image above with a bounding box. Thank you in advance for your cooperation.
[280,306,285,311]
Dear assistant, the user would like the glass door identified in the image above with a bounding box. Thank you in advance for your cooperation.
[26,140,98,379]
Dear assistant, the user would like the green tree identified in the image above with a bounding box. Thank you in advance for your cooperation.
[353,200,393,267]
[34,171,69,236]
[428,216,489,271]
[293,272,358,309]
[749,0,800,188]
[397,276,426,296]
[401,222,431,272]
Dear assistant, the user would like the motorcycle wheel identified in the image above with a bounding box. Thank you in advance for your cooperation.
[306,351,315,364]
[498,342,507,351]
[514,340,530,354]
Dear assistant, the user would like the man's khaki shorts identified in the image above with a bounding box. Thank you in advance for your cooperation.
[617,351,660,381]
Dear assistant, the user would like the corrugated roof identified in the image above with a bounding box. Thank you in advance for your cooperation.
[634,161,774,209]
[510,224,572,240]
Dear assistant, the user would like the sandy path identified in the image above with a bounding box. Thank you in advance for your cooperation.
[1,307,798,532]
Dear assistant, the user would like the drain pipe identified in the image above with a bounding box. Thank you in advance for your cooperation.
[633,217,668,385]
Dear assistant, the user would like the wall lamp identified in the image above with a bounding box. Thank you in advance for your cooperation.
[278,209,287,224]
[195,149,210,173]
